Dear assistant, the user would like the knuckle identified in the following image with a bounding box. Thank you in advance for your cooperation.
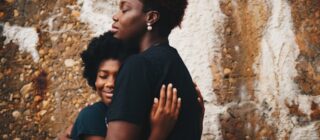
[158,108,164,112]
[165,109,171,114]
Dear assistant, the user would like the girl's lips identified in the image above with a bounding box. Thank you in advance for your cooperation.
[102,91,113,96]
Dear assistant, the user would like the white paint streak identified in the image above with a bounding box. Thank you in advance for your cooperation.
[290,122,319,140]
[253,0,320,139]
[169,0,226,139]
[78,0,117,37]
[2,23,39,62]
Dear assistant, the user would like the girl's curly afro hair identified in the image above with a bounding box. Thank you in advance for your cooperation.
[81,32,128,90]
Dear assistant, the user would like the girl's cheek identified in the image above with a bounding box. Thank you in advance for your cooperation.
[95,78,103,89]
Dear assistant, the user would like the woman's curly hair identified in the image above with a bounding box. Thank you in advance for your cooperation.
[141,0,188,37]
[81,32,127,90]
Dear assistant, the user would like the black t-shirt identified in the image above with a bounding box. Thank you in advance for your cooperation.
[71,102,108,140]
[107,42,202,140]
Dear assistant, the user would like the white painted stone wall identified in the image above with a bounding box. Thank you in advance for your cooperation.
[2,0,319,139]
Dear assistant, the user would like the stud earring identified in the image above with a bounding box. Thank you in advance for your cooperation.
[147,23,152,31]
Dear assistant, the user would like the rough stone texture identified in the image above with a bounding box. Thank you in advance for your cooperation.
[0,0,320,139]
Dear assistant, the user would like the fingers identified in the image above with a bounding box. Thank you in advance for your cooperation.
[165,83,173,110]
[157,83,181,120]
[151,98,159,117]
[159,85,166,108]
[174,98,182,119]
[170,88,178,113]
[195,84,203,99]
[196,88,203,104]
[195,84,204,107]
[195,86,205,114]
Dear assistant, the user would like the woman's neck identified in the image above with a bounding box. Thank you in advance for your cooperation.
[139,32,168,52]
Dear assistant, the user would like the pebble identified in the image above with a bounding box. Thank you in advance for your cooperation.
[39,49,46,55]
[12,110,21,119]
[34,95,42,102]
[0,12,5,18]
[0,73,3,80]
[50,116,56,121]
[2,134,8,139]
[38,110,47,116]
[50,36,58,42]
[1,58,7,63]
[226,27,232,35]
[20,83,33,98]
[42,100,49,108]
[0,102,7,106]
[65,59,77,67]
[224,68,232,76]
[71,10,80,17]
[5,0,15,3]
[13,9,19,17]
[23,109,31,116]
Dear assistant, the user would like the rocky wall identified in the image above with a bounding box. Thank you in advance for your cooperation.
[0,0,319,139]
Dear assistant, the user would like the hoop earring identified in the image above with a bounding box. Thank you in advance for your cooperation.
[147,23,152,31]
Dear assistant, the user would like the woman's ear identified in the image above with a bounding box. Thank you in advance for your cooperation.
[146,10,160,25]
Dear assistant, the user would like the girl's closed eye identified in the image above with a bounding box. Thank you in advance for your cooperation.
[98,72,109,79]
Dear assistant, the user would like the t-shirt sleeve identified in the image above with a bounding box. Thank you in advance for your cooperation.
[71,107,107,139]
[107,55,153,125]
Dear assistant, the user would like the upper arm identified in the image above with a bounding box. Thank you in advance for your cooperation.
[105,121,141,140]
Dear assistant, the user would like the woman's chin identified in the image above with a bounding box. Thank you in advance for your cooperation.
[112,33,122,40]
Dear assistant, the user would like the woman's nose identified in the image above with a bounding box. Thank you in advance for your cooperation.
[112,12,120,22]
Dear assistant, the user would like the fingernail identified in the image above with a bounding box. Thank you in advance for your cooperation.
[154,98,158,103]
[178,98,181,102]
[198,97,201,101]
[162,84,165,88]
[173,88,177,92]
[169,83,172,87]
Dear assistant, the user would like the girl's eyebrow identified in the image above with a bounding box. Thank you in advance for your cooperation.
[98,70,110,73]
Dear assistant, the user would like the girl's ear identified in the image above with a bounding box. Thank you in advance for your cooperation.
[145,10,160,25]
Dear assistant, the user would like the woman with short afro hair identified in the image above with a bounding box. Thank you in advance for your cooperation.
[108,0,204,140]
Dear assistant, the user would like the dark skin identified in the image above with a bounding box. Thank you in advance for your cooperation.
[108,0,204,140]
